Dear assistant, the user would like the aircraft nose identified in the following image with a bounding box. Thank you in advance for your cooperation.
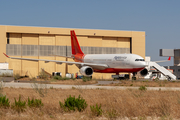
[140,61,147,67]
[135,61,146,68]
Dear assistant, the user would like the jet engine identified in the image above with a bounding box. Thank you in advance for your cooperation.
[80,66,93,76]
[140,68,148,76]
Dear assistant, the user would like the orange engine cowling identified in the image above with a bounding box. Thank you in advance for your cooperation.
[80,66,93,76]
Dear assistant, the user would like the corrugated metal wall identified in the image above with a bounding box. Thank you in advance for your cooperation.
[6,44,130,56]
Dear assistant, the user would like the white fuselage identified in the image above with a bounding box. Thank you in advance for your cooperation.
[83,54,146,73]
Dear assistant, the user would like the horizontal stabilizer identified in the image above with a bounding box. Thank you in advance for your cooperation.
[153,57,171,63]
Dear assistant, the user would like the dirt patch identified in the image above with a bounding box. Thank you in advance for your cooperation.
[16,77,98,85]
[101,80,180,87]
[50,79,97,85]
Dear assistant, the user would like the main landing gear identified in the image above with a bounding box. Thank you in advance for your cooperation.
[132,72,137,80]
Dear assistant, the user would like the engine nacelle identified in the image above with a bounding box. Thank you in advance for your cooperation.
[140,68,148,76]
[79,66,93,76]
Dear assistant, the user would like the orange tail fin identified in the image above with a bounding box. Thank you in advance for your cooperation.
[70,30,84,55]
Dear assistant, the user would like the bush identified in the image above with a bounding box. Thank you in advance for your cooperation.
[31,82,47,97]
[53,75,61,80]
[59,95,87,112]
[107,109,118,118]
[139,85,147,91]
[38,71,48,79]
[11,95,26,113]
[154,77,159,82]
[82,76,92,82]
[14,73,21,80]
[0,80,4,96]
[90,104,103,116]
[0,95,10,108]
[62,77,70,80]
[28,97,43,108]
[53,76,70,80]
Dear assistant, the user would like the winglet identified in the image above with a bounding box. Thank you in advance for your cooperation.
[168,56,171,61]
[3,53,9,58]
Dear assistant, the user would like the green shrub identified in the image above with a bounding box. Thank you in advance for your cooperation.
[14,73,21,80]
[0,80,4,96]
[60,77,70,80]
[59,95,87,112]
[53,76,70,80]
[154,77,159,81]
[38,71,48,79]
[107,109,118,118]
[53,75,61,80]
[82,79,87,82]
[72,86,76,89]
[63,77,70,80]
[90,104,103,116]
[31,82,47,97]
[139,85,147,91]
[82,76,92,82]
[11,95,26,113]
[28,97,43,108]
[54,76,59,80]
[0,95,10,108]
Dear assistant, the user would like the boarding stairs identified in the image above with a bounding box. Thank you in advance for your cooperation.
[147,61,176,80]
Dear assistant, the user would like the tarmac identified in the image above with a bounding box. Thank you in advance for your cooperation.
[2,81,180,91]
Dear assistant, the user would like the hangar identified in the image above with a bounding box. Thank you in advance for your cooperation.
[0,25,145,79]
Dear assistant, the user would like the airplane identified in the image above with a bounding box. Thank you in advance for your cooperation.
[3,30,148,78]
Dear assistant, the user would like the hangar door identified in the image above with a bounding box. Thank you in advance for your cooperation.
[102,37,130,54]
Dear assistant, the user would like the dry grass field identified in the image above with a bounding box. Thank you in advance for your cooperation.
[1,86,180,120]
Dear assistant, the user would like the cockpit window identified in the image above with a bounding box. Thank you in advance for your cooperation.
[135,59,145,61]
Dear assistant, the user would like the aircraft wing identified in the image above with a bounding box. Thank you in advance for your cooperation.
[3,53,108,70]
[49,54,74,59]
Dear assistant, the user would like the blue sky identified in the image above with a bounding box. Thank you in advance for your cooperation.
[0,0,179,66]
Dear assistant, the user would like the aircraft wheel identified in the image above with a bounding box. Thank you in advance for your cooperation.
[168,77,171,81]
[132,77,136,80]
